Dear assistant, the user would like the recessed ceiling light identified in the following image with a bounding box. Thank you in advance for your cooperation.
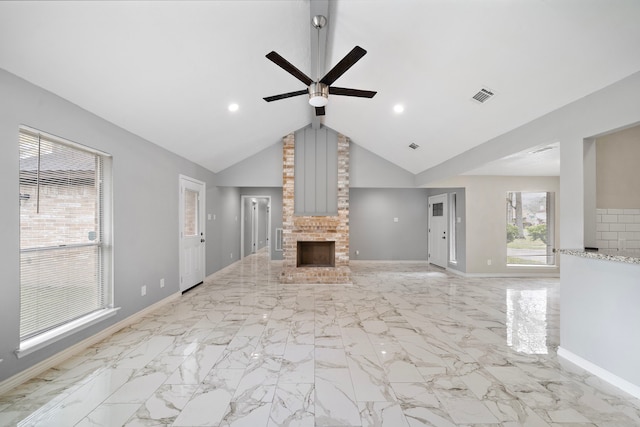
[393,104,404,114]
[228,103,239,112]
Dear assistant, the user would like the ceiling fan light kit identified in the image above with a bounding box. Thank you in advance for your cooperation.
[308,82,329,107]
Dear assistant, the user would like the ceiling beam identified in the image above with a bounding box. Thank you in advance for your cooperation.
[310,0,329,129]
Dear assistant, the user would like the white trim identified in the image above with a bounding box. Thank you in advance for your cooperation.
[507,264,558,269]
[448,271,559,278]
[16,308,120,358]
[557,347,640,399]
[348,261,558,278]
[446,267,466,276]
[349,260,431,264]
[0,293,179,396]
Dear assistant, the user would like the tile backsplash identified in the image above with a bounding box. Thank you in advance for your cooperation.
[596,209,640,249]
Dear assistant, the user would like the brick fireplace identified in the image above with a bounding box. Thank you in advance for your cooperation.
[280,131,352,284]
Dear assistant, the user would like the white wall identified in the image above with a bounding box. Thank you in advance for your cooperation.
[561,255,640,391]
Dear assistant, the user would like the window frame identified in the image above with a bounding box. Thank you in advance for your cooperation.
[16,126,116,357]
[506,190,556,267]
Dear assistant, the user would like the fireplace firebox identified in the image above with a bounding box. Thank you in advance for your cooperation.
[297,241,335,267]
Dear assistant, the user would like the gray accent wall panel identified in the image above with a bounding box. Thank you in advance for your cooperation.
[294,126,338,215]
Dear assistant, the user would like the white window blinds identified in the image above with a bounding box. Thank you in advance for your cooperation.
[19,128,111,341]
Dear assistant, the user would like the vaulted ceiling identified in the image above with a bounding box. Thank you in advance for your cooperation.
[1,1,639,176]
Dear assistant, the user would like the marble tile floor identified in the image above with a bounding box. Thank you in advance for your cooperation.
[1,252,640,426]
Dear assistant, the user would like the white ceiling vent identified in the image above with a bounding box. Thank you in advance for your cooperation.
[409,143,419,150]
[471,88,495,104]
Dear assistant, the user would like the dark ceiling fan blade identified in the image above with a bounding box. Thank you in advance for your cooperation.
[265,51,313,86]
[329,87,377,98]
[319,46,367,86]
[263,89,308,102]
[315,106,326,116]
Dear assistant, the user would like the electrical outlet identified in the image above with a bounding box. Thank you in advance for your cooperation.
[355,250,359,255]
[160,278,165,288]
[487,259,492,266]
[141,285,147,296]
[230,252,233,259]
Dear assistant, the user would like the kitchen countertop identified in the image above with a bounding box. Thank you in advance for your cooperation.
[557,248,640,265]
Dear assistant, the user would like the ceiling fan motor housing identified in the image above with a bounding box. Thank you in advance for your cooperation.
[308,82,329,107]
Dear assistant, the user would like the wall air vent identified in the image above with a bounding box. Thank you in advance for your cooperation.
[409,143,419,150]
[471,87,495,104]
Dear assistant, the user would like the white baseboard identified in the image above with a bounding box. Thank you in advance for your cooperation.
[0,292,180,396]
[349,260,430,264]
[557,347,640,399]
[449,270,559,278]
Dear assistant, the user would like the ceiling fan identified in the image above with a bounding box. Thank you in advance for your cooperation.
[263,23,377,117]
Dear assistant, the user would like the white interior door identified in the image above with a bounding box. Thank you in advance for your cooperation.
[179,175,205,292]
[428,193,448,268]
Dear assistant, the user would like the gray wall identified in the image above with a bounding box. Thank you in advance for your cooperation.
[349,187,466,270]
[350,142,416,188]
[206,186,242,270]
[349,188,430,260]
[216,142,283,187]
[0,69,220,382]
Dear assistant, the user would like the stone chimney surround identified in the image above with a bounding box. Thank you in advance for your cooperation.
[280,131,352,284]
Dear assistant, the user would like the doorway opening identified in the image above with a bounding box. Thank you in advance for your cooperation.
[240,195,271,259]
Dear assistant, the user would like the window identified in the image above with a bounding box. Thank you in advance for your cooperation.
[506,191,555,266]
[19,127,113,346]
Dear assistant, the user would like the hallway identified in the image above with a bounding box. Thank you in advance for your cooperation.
[1,252,639,426]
